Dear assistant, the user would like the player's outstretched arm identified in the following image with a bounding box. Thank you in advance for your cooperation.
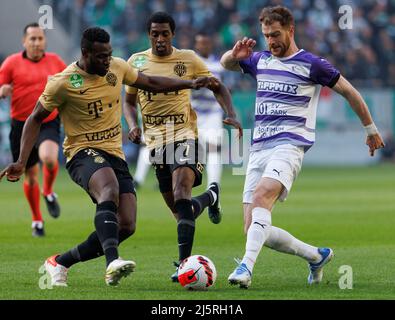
[123,93,142,144]
[207,78,243,137]
[332,75,385,156]
[220,37,257,71]
[0,101,50,182]
[132,72,213,93]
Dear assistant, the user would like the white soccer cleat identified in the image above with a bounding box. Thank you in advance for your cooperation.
[44,254,68,287]
[105,258,136,286]
[228,261,252,289]
[308,248,334,285]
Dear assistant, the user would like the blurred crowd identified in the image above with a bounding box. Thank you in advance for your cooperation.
[46,0,395,89]
[2,0,395,164]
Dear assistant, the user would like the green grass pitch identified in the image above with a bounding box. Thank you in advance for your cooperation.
[0,164,394,300]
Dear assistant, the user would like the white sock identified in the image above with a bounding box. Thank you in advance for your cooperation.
[206,151,222,186]
[134,146,150,185]
[241,207,272,272]
[32,221,43,228]
[264,226,320,263]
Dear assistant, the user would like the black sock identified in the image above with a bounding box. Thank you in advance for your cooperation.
[191,191,214,219]
[175,199,195,261]
[56,228,134,269]
[95,201,119,267]
[56,231,102,268]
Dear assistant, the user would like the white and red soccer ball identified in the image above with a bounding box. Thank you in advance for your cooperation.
[177,255,217,290]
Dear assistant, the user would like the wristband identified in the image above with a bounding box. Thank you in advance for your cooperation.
[364,123,378,136]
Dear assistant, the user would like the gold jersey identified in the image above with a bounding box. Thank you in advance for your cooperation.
[125,47,212,149]
[39,57,138,161]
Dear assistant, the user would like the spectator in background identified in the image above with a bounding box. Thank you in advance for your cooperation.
[173,0,193,30]
[83,0,122,31]
[146,0,169,13]
[220,12,249,48]
[0,23,66,236]
[190,0,218,33]
[216,0,237,27]
[48,0,395,89]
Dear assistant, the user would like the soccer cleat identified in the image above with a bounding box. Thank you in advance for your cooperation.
[228,260,252,289]
[44,193,61,218]
[208,182,222,224]
[32,225,45,237]
[171,261,180,283]
[105,258,136,286]
[307,248,334,285]
[44,255,68,287]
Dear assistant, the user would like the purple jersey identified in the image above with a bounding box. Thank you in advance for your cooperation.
[240,49,340,152]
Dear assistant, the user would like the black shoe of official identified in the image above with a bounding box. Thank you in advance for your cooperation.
[208,182,222,224]
[32,225,45,237]
[171,261,180,283]
[44,193,61,218]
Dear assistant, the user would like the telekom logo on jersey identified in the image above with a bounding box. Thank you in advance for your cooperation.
[258,81,298,95]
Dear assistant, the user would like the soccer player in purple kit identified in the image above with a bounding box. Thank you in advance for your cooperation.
[221,6,385,288]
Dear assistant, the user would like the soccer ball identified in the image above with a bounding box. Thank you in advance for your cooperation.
[178,255,217,290]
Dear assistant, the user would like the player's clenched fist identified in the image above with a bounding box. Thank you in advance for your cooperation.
[223,116,243,138]
[128,127,142,144]
[206,77,221,91]
[191,76,217,90]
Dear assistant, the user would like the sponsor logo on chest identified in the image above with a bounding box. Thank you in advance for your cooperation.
[258,80,298,95]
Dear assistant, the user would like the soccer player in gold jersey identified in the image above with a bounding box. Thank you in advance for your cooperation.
[124,12,242,282]
[0,27,216,287]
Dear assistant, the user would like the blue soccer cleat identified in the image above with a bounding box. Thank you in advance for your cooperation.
[308,248,334,285]
[228,259,252,289]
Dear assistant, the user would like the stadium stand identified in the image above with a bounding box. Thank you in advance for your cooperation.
[39,0,395,89]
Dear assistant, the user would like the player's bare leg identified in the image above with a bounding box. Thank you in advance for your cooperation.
[229,178,279,288]
[161,165,220,282]
[172,166,195,260]
[232,181,333,287]
[161,190,179,220]
[48,192,137,287]
[48,167,133,285]
[105,192,137,286]
[87,167,134,285]
[39,139,60,218]
[117,193,137,240]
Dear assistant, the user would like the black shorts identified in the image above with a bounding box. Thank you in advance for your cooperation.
[9,117,60,169]
[150,139,205,193]
[66,148,136,203]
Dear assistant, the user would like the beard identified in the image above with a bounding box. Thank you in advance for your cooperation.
[270,37,291,57]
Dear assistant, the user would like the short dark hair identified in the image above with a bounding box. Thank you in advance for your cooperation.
[81,27,110,52]
[147,12,176,34]
[259,6,294,29]
[23,22,41,35]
